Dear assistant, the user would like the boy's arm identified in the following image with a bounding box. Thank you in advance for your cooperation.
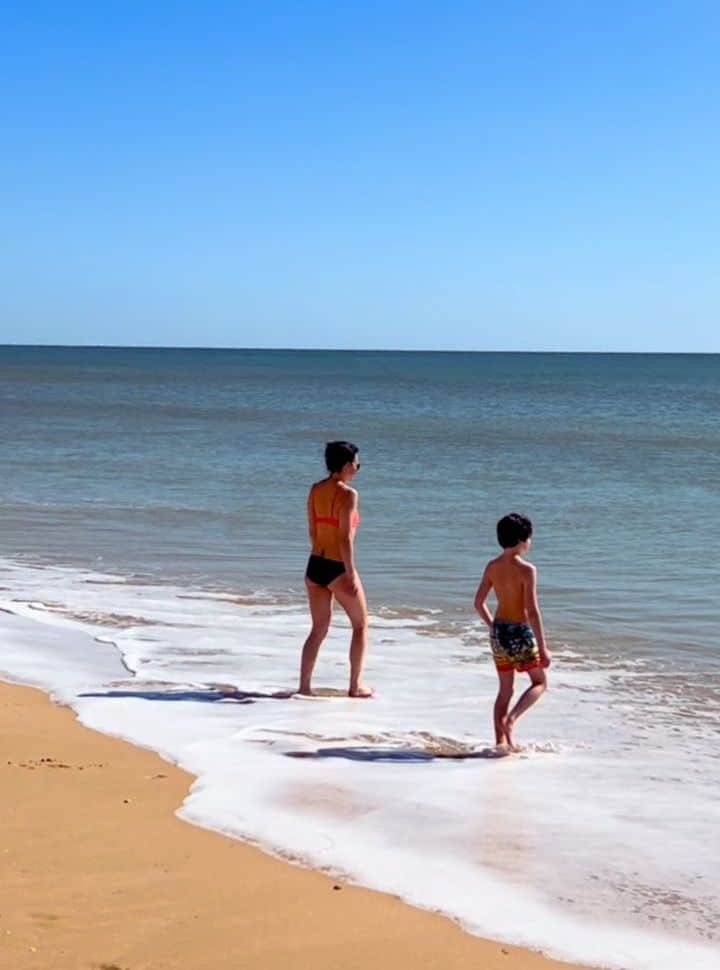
[523,564,551,667]
[473,568,494,628]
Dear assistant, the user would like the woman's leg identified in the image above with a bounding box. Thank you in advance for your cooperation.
[330,574,372,697]
[298,579,333,695]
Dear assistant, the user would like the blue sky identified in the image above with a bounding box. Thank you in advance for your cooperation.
[1,2,718,351]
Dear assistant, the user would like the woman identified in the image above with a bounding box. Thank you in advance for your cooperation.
[298,440,372,698]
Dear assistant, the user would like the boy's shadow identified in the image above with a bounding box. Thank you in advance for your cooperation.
[286,745,510,763]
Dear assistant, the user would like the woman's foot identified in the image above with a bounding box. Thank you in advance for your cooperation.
[348,684,374,698]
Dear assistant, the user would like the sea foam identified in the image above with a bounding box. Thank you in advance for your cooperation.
[0,556,718,970]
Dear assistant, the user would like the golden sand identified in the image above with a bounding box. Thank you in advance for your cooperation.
[0,681,592,970]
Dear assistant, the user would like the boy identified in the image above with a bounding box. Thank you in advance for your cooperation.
[474,513,551,751]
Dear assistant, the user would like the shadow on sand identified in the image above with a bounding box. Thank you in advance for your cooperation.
[286,745,509,763]
[79,687,295,705]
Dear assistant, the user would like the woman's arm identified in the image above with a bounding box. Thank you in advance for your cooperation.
[307,486,316,545]
[337,488,358,593]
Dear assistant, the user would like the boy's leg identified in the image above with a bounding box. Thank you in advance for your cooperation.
[504,667,547,750]
[493,669,515,745]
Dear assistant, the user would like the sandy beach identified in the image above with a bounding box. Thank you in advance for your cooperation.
[0,680,593,970]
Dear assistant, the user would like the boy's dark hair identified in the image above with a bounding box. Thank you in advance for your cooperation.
[325,440,359,473]
[497,513,533,549]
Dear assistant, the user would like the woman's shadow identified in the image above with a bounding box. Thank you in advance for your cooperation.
[79,686,296,705]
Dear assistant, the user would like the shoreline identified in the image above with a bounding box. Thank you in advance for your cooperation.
[1,678,593,970]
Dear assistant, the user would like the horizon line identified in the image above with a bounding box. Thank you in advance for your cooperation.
[1,343,717,356]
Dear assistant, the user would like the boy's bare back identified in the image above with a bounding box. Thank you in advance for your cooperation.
[485,553,536,624]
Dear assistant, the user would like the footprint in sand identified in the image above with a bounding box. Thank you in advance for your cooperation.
[31,912,60,925]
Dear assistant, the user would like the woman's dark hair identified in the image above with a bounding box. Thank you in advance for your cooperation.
[325,440,359,473]
[496,513,533,549]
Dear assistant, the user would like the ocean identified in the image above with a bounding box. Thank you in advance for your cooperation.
[1,346,718,969]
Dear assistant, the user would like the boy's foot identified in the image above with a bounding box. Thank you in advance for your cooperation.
[488,744,512,758]
[297,685,314,697]
[348,685,374,699]
[502,717,523,753]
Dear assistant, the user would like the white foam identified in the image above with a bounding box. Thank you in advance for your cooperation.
[0,556,718,970]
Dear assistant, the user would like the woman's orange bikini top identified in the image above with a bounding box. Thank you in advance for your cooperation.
[311,481,360,559]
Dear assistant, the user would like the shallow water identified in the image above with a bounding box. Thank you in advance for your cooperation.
[1,558,718,970]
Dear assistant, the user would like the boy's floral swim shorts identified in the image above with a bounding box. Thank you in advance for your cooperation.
[490,621,541,672]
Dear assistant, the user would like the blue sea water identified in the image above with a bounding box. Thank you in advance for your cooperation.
[2,347,719,667]
[1,346,718,968]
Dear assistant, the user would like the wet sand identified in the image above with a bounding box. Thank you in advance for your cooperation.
[0,680,594,970]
